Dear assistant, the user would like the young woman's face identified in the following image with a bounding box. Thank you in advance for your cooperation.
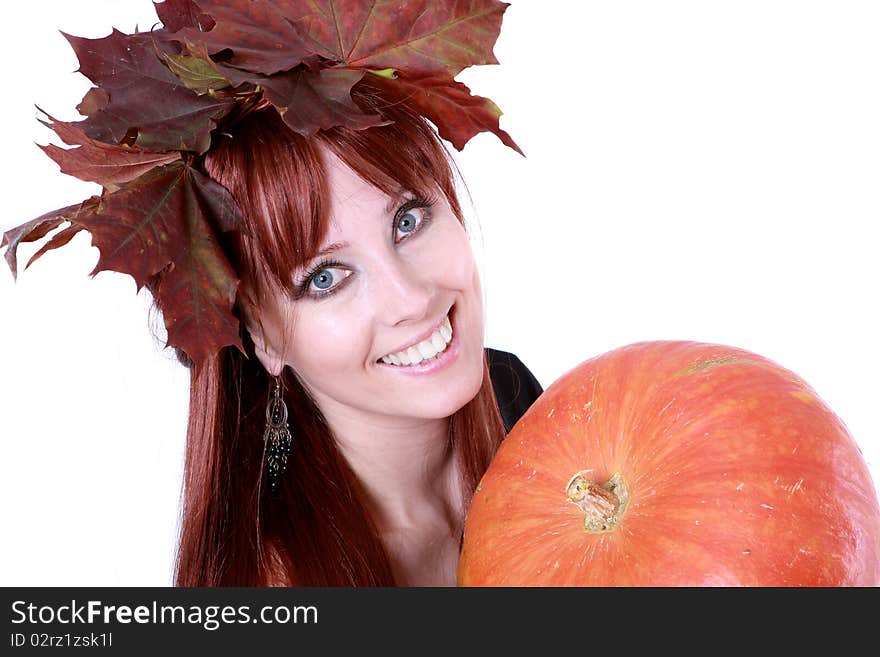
[253,150,486,425]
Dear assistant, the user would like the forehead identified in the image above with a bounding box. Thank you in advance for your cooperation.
[318,149,420,249]
[322,150,400,215]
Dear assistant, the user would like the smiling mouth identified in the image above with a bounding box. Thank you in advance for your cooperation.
[377,307,454,367]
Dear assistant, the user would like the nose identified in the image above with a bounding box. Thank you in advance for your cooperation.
[374,255,432,327]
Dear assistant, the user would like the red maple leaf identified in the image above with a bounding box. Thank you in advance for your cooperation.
[154,0,215,32]
[65,29,237,153]
[81,162,243,363]
[181,0,508,77]
[1,202,93,279]
[372,72,521,153]
[261,67,386,135]
[38,112,182,187]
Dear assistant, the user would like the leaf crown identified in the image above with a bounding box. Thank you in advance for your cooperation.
[2,0,520,367]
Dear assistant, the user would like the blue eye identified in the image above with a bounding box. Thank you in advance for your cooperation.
[312,268,335,290]
[394,202,432,242]
[397,208,422,235]
[297,260,350,299]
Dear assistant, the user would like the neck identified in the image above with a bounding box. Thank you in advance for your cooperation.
[319,404,463,534]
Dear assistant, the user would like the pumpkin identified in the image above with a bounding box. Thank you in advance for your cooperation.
[459,340,880,586]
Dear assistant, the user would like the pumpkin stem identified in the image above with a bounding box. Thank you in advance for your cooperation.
[565,471,629,532]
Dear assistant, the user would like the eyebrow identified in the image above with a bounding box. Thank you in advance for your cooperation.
[301,241,349,270]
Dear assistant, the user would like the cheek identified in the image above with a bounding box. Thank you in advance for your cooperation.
[285,311,369,379]
[433,222,480,291]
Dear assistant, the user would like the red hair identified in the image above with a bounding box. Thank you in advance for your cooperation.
[171,87,508,586]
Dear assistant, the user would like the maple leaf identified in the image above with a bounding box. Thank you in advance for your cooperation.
[38,112,182,187]
[181,0,509,77]
[293,0,510,75]
[262,67,386,135]
[65,29,237,153]
[371,72,521,153]
[1,201,92,279]
[178,0,320,75]
[3,162,244,363]
[26,224,89,272]
[154,0,215,32]
[64,161,245,363]
[164,44,233,95]
[76,87,110,117]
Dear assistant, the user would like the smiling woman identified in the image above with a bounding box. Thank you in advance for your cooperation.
[1,0,879,588]
[0,0,542,587]
[165,89,533,586]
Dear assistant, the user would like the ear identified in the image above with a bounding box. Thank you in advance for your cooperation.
[247,323,285,378]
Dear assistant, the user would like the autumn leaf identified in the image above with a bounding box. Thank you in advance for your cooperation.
[2,160,244,363]
[294,0,510,75]
[38,111,182,187]
[65,29,237,153]
[178,0,320,75]
[173,0,515,148]
[261,67,386,135]
[164,44,232,95]
[371,73,521,154]
[70,162,244,363]
[1,200,95,279]
[75,87,109,117]
[154,0,215,32]
[26,225,89,273]
[182,0,509,77]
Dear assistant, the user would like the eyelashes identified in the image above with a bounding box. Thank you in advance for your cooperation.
[295,257,350,300]
[294,195,436,301]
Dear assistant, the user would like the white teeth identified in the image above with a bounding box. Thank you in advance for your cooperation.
[415,342,432,360]
[380,311,454,366]
[439,316,452,342]
[406,346,422,363]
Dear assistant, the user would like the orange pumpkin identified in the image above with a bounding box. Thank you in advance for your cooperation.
[459,341,880,586]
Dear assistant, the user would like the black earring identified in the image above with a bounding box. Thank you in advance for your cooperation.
[264,375,293,495]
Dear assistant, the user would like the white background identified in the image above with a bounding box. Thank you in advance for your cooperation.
[1,1,878,585]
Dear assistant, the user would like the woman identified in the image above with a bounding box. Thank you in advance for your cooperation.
[1,0,542,586]
[175,89,543,586]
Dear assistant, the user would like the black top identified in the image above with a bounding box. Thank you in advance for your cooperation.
[485,347,544,433]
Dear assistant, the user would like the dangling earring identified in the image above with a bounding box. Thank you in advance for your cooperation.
[264,375,293,495]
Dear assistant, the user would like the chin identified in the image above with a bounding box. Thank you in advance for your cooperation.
[448,354,486,415]
[419,366,485,419]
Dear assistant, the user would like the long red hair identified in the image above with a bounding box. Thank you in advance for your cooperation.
[170,87,508,586]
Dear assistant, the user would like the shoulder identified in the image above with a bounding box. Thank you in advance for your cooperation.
[485,347,544,433]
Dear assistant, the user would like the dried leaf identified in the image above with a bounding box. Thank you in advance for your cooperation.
[184,0,508,77]
[68,161,244,362]
[25,224,88,272]
[65,29,236,153]
[295,0,509,75]
[372,73,521,154]
[154,0,215,32]
[2,200,97,278]
[38,112,182,186]
[164,49,232,94]
[262,67,385,136]
[179,0,319,75]
[76,87,109,117]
